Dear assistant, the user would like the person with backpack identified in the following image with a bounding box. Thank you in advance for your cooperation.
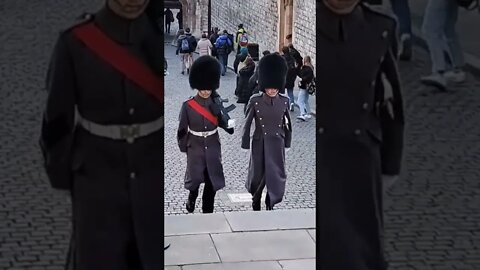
[164,8,174,34]
[296,56,315,121]
[176,28,197,75]
[235,24,248,53]
[214,30,233,76]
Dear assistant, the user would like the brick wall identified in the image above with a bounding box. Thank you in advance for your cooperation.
[211,0,316,66]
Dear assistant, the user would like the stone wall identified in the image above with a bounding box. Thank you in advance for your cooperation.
[211,0,316,66]
[292,0,316,66]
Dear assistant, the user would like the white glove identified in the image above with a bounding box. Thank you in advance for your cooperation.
[382,175,399,192]
[227,119,236,129]
[241,148,249,152]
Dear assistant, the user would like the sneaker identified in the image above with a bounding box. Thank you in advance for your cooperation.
[289,103,294,112]
[186,68,190,75]
[304,114,312,119]
[444,69,466,83]
[399,34,413,61]
[296,115,306,121]
[420,73,447,90]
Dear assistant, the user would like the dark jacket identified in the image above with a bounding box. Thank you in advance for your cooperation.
[283,53,297,89]
[241,93,292,207]
[298,65,314,89]
[236,62,256,103]
[234,53,248,74]
[177,95,232,192]
[176,33,197,54]
[40,7,163,269]
[317,2,404,270]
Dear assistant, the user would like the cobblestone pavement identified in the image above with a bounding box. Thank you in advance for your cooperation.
[0,1,104,269]
[383,49,480,269]
[164,30,317,215]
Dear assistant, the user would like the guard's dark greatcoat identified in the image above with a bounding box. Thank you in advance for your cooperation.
[40,6,163,270]
[241,93,292,206]
[177,95,226,192]
[317,2,405,270]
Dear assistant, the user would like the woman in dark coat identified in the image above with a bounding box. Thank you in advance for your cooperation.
[236,56,256,104]
[177,56,234,214]
[241,54,292,211]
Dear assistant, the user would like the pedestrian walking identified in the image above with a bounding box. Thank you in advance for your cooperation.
[317,1,405,269]
[235,56,256,104]
[177,55,235,214]
[296,56,315,121]
[390,0,413,60]
[214,30,233,76]
[176,28,197,75]
[241,53,292,211]
[39,0,164,269]
[420,0,466,89]
[164,8,174,33]
[176,9,183,30]
[235,23,248,53]
[281,46,297,107]
[196,33,213,56]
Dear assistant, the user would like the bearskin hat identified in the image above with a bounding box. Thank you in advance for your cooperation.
[257,53,288,91]
[189,55,221,90]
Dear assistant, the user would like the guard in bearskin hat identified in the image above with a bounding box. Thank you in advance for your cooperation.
[241,53,293,211]
[177,55,235,213]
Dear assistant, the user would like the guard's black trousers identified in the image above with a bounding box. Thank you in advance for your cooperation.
[189,169,216,213]
[252,176,271,210]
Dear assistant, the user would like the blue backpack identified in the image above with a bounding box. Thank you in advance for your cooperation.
[181,38,190,52]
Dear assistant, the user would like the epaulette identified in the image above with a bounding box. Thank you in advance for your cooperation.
[62,13,94,34]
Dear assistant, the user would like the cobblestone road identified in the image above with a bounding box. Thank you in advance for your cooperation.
[0,3,479,269]
[163,29,316,215]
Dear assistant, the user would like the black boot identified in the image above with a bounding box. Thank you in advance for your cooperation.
[265,193,273,211]
[252,200,261,211]
[186,192,196,213]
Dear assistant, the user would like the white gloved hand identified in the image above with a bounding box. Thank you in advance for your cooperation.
[241,148,249,152]
[382,175,399,192]
[227,119,236,129]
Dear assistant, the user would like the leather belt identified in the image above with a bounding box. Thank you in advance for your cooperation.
[78,114,164,143]
[188,128,218,137]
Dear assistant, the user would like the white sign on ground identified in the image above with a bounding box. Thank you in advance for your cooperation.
[228,193,266,203]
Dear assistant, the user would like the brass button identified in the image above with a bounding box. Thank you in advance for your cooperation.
[284,102,287,104]
[257,110,260,113]
[379,56,384,63]
[278,124,281,127]
[363,103,368,110]
[259,117,262,120]
[130,172,136,179]
[262,124,265,127]
[264,132,267,135]
[354,129,361,135]
[371,81,376,87]
[382,30,388,39]
[276,133,279,136]
[318,127,324,134]
[129,108,135,115]
[205,146,208,149]
[255,102,258,105]
[205,126,207,129]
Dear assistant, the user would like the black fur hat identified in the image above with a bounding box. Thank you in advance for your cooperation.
[258,53,288,91]
[189,55,221,90]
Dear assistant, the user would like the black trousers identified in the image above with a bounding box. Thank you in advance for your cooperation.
[189,169,216,213]
[165,23,171,33]
[252,176,271,209]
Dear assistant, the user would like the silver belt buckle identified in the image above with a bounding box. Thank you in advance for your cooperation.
[201,131,209,137]
[120,125,140,143]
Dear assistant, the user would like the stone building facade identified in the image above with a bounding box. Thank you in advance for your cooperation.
[174,0,315,65]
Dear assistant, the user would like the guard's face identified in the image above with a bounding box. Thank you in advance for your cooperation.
[265,88,279,97]
[198,90,212,99]
[323,0,359,12]
[108,0,150,19]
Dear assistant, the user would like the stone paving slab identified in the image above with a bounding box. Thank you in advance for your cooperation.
[224,209,315,232]
[278,259,316,270]
[164,234,220,266]
[308,229,316,242]
[211,230,316,263]
[165,267,181,270]
[165,213,232,236]
[182,261,283,270]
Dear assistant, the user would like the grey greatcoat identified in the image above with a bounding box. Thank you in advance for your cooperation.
[317,2,405,270]
[241,93,292,206]
[177,95,226,192]
[39,6,163,270]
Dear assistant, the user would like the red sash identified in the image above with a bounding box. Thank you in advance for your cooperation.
[187,99,218,126]
[73,22,163,103]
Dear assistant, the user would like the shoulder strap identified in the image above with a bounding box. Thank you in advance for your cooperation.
[72,22,163,103]
[187,99,219,126]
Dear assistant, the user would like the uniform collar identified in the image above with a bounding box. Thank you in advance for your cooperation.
[94,5,148,44]
[194,94,213,106]
[262,93,279,105]
[317,1,366,42]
